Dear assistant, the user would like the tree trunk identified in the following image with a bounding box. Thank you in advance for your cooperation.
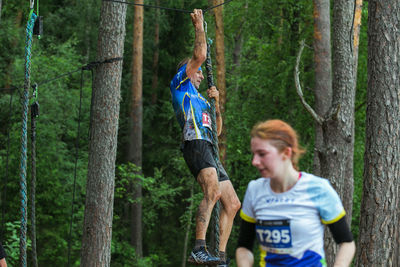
[84,0,94,62]
[357,1,400,266]
[210,0,227,164]
[232,1,247,93]
[128,0,144,258]
[0,0,2,23]
[81,1,127,266]
[151,0,160,105]
[312,0,332,176]
[321,0,360,265]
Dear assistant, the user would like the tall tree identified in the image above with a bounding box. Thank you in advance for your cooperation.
[151,0,160,104]
[357,1,400,266]
[210,0,227,163]
[0,0,2,23]
[322,0,361,264]
[128,0,144,258]
[81,1,127,266]
[312,0,332,175]
[296,1,362,264]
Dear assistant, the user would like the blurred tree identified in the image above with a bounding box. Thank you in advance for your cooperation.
[128,0,144,259]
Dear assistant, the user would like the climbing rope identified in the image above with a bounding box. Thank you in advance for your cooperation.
[67,69,85,267]
[204,19,221,257]
[102,0,233,14]
[66,58,121,266]
[20,8,37,267]
[30,83,39,267]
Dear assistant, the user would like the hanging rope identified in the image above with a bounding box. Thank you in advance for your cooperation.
[102,0,233,14]
[67,69,85,267]
[20,9,37,267]
[204,20,221,257]
[30,83,39,267]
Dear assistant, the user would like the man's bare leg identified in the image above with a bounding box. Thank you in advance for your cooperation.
[195,167,221,240]
[218,180,241,258]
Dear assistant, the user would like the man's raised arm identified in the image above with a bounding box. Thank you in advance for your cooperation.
[186,9,206,78]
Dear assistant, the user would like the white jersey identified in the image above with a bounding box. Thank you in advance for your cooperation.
[240,172,345,267]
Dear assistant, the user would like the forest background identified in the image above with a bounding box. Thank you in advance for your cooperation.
[0,0,370,266]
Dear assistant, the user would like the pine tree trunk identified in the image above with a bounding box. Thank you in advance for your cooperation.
[321,0,360,265]
[0,0,2,23]
[80,1,127,266]
[151,0,160,105]
[211,0,227,164]
[232,1,247,92]
[128,0,144,258]
[312,0,332,176]
[357,1,400,266]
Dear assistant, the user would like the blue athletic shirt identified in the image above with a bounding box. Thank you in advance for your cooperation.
[170,64,212,142]
[240,172,346,267]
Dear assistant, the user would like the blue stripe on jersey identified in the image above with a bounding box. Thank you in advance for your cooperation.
[260,249,326,267]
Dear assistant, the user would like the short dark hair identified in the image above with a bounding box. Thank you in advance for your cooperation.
[177,57,190,72]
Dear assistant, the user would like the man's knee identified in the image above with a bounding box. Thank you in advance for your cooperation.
[198,168,221,202]
[222,196,241,218]
[229,197,241,215]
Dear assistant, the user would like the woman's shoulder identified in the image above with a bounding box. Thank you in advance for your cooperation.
[301,172,331,185]
[300,172,337,196]
[247,177,269,191]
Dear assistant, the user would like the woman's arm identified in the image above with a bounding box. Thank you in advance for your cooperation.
[333,241,355,267]
[236,247,254,267]
[327,216,355,267]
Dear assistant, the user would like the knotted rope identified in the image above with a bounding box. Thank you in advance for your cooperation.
[204,22,221,257]
[20,10,37,267]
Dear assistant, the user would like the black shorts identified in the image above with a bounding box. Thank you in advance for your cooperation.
[182,140,229,182]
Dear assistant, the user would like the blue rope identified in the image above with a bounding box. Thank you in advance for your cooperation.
[20,10,37,267]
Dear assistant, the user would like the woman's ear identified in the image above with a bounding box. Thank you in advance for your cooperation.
[282,146,293,160]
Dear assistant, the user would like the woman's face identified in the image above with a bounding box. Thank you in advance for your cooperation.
[251,137,287,178]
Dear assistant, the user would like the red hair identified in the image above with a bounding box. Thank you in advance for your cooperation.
[251,119,305,170]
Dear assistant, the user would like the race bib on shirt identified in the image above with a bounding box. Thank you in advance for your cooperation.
[202,112,212,129]
[256,219,293,254]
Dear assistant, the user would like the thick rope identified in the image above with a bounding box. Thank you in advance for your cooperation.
[30,95,39,267]
[102,0,232,14]
[20,10,37,267]
[204,34,221,256]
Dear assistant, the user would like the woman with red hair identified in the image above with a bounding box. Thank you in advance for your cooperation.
[235,119,355,267]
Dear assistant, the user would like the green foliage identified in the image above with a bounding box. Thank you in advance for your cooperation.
[2,221,30,266]
[0,0,368,265]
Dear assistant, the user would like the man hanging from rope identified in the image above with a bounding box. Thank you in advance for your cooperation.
[170,9,241,266]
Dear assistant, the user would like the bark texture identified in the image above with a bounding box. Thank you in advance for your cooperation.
[211,0,227,164]
[312,0,332,175]
[81,1,127,266]
[357,1,400,266]
[151,0,160,104]
[321,0,361,265]
[128,0,144,258]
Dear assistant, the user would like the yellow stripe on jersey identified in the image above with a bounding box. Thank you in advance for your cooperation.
[240,210,256,223]
[175,77,189,90]
[190,101,201,139]
[259,247,267,267]
[181,93,190,120]
[321,209,346,224]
